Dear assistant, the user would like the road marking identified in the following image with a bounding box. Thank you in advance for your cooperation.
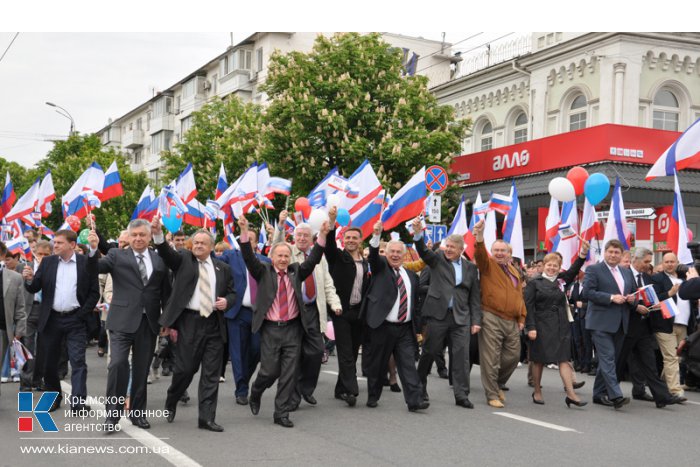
[61,381,202,467]
[494,412,581,433]
[684,400,700,406]
[321,370,367,381]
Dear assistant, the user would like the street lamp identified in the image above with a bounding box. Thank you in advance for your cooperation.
[46,101,75,135]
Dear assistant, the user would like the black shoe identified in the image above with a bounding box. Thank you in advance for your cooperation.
[103,421,119,435]
[632,393,654,402]
[390,383,401,393]
[161,368,172,377]
[179,392,190,404]
[408,401,430,412]
[303,394,317,405]
[499,384,510,391]
[198,420,224,432]
[611,396,630,409]
[455,399,474,409]
[274,417,294,428]
[130,417,151,429]
[565,397,587,408]
[437,368,449,379]
[165,405,176,423]
[572,381,585,390]
[531,393,545,405]
[592,396,614,407]
[657,395,684,408]
[587,368,597,376]
[338,393,356,407]
[366,399,378,408]
[422,390,429,402]
[236,395,249,406]
[580,366,591,374]
[249,394,261,415]
[70,404,91,416]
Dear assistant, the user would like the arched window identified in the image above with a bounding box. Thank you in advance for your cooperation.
[569,95,587,131]
[480,122,493,151]
[653,88,680,131]
[513,112,528,144]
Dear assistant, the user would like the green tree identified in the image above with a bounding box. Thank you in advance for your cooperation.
[34,134,149,238]
[0,157,31,195]
[162,97,264,200]
[260,32,470,197]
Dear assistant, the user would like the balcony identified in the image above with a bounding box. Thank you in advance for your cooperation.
[149,114,174,134]
[123,129,144,148]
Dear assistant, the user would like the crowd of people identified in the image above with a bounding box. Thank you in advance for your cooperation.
[1,207,699,432]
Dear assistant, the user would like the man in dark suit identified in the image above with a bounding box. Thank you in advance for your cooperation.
[569,270,593,374]
[616,247,683,408]
[219,229,270,406]
[23,229,99,413]
[237,214,327,428]
[582,239,634,409]
[87,220,171,432]
[326,207,370,407]
[363,221,429,412]
[411,218,482,408]
[152,217,236,432]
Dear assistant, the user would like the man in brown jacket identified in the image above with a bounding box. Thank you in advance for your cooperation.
[473,219,527,408]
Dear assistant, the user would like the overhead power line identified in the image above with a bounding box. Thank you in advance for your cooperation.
[0,32,20,65]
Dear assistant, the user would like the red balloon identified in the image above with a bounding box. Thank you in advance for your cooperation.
[65,215,81,232]
[294,197,311,219]
[566,166,589,196]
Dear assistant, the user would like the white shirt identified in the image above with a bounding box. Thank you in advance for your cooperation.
[53,253,80,312]
[386,266,412,323]
[186,256,217,312]
[132,249,153,281]
[668,274,691,325]
[242,270,253,308]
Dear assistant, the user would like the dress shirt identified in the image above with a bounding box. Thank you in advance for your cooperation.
[242,270,253,308]
[265,267,299,321]
[54,253,80,312]
[606,262,625,294]
[668,274,690,325]
[386,266,412,323]
[449,258,462,308]
[132,248,153,280]
[185,256,217,312]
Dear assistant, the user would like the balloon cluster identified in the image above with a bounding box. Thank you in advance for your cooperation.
[548,167,610,206]
[294,196,351,230]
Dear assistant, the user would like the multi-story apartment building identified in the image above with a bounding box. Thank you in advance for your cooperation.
[96,32,458,186]
[434,32,700,260]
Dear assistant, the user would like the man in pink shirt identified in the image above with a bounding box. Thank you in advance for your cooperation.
[237,215,329,428]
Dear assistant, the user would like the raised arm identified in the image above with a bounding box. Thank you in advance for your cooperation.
[472,219,491,274]
[298,221,329,281]
[151,214,184,271]
[271,210,288,245]
[324,206,340,266]
[557,240,590,285]
[238,215,267,281]
[412,216,439,268]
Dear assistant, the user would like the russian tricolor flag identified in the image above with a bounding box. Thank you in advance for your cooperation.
[556,200,580,270]
[646,116,700,181]
[637,284,659,307]
[659,298,679,319]
[502,180,524,264]
[5,177,40,222]
[215,163,228,200]
[63,162,105,208]
[489,193,512,215]
[602,177,631,251]
[339,160,384,239]
[667,171,693,264]
[1,171,16,220]
[381,167,426,231]
[267,177,292,196]
[131,185,156,220]
[446,194,474,258]
[580,199,601,266]
[38,170,55,217]
[101,161,123,202]
[545,197,561,252]
[184,199,215,228]
[6,236,32,261]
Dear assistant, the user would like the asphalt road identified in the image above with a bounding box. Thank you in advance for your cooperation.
[1,346,698,466]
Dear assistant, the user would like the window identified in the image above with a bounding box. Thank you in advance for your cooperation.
[239,50,252,70]
[212,74,218,94]
[653,88,680,131]
[513,112,528,144]
[182,79,195,99]
[256,47,263,72]
[163,131,172,152]
[153,97,172,117]
[136,118,142,130]
[151,134,161,154]
[480,122,493,151]
[181,116,192,135]
[146,112,151,131]
[148,169,160,185]
[134,150,142,165]
[569,95,587,131]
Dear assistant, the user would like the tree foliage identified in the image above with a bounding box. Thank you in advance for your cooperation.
[161,98,264,199]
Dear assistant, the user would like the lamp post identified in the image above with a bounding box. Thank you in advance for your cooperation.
[46,101,75,135]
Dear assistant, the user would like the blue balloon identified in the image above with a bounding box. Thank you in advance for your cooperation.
[162,206,183,233]
[583,173,610,206]
[336,208,351,227]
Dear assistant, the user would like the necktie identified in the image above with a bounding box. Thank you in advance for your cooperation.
[612,267,625,294]
[277,271,289,321]
[395,268,408,322]
[136,254,148,285]
[501,264,518,288]
[198,260,213,318]
[636,273,643,288]
[304,252,316,301]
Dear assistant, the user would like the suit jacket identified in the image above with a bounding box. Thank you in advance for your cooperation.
[219,248,270,320]
[362,244,420,335]
[582,261,634,334]
[24,253,100,333]
[569,280,588,318]
[14,262,34,313]
[414,239,482,327]
[97,248,171,334]
[272,228,342,332]
[626,270,654,338]
[2,269,27,337]
[155,241,236,342]
[240,239,323,334]
[324,228,369,314]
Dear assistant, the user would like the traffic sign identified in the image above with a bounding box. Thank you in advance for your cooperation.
[425,224,448,244]
[427,194,441,222]
[426,165,448,193]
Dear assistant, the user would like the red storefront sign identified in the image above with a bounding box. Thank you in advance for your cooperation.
[654,206,674,251]
[451,124,690,184]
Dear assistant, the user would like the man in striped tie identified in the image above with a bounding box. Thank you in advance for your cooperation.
[238,215,329,428]
[363,221,428,412]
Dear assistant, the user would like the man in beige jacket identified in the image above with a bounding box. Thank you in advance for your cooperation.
[273,210,342,410]
[0,242,27,397]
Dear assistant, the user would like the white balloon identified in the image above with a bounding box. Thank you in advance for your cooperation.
[326,193,341,208]
[307,209,329,233]
[548,177,576,202]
